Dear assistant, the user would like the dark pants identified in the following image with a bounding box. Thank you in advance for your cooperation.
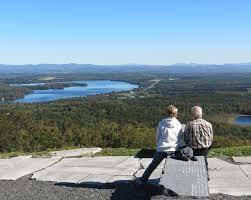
[192,148,209,170]
[193,148,209,179]
[141,151,172,183]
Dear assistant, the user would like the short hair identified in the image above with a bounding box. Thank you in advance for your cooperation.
[191,106,202,119]
[167,105,178,117]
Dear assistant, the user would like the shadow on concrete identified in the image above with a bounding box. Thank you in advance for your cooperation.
[55,180,177,200]
[110,182,164,200]
[54,149,179,199]
[135,149,156,158]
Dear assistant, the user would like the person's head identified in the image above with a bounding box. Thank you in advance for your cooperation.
[191,106,203,119]
[167,105,178,118]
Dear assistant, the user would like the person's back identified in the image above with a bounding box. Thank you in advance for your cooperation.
[184,106,213,180]
[157,117,182,152]
[136,105,182,185]
[184,118,213,149]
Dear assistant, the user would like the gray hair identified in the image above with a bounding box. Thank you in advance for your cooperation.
[191,106,202,119]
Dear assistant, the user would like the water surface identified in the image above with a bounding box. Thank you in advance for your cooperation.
[13,80,138,103]
[235,115,251,126]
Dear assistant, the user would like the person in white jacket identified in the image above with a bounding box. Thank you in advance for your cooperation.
[136,105,183,184]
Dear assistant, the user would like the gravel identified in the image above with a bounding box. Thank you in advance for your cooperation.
[0,174,250,200]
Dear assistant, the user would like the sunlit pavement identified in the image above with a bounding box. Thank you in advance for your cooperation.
[0,149,250,196]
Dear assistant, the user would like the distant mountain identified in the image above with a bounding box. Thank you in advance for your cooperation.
[0,63,251,75]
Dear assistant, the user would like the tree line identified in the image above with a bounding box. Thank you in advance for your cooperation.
[0,96,250,152]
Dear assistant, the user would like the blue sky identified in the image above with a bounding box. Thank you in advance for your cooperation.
[0,0,251,65]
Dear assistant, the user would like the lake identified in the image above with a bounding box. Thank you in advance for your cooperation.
[13,80,138,103]
[235,115,251,126]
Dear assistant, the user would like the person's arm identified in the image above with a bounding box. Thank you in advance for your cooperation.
[183,124,189,145]
[209,123,214,148]
[156,122,162,146]
[177,124,186,148]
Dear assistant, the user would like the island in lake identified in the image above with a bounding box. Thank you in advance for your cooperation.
[23,82,88,90]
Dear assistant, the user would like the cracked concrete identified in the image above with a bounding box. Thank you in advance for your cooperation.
[0,156,61,180]
[0,152,250,196]
[233,156,251,164]
[0,148,101,181]
[32,156,145,184]
[208,157,251,196]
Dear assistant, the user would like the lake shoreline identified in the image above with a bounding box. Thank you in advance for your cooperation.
[12,80,139,103]
[235,115,251,126]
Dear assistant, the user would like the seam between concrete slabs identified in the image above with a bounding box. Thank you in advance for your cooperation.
[30,157,63,179]
[132,158,143,179]
[238,165,249,177]
[111,156,130,168]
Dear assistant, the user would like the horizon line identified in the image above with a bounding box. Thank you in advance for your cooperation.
[1,61,251,66]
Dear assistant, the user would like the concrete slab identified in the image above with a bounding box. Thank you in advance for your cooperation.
[209,177,251,188]
[160,156,209,197]
[75,166,136,176]
[239,165,251,176]
[209,187,251,196]
[79,175,112,184]
[34,166,136,180]
[50,148,102,157]
[0,157,61,180]
[108,175,134,183]
[3,154,250,196]
[0,156,32,167]
[135,168,163,180]
[209,165,246,178]
[139,158,165,169]
[57,173,90,183]
[114,157,140,169]
[233,156,251,164]
[34,169,73,182]
[32,167,88,182]
[208,158,236,169]
[208,158,247,178]
[32,156,138,183]
[55,156,129,168]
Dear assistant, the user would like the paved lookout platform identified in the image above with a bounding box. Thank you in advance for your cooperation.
[0,149,250,196]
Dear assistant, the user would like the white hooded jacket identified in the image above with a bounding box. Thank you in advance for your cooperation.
[156,117,183,152]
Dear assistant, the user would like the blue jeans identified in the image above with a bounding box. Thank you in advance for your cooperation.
[141,151,173,183]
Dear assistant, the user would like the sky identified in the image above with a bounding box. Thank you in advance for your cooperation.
[0,0,251,65]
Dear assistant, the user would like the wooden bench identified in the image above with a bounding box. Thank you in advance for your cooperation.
[160,156,209,197]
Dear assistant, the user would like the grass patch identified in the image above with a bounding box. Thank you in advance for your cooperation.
[94,148,140,156]
[0,146,83,159]
[31,151,51,158]
[1,146,251,159]
[0,151,28,159]
[206,113,237,125]
[95,146,251,158]
[0,151,52,159]
[209,146,251,157]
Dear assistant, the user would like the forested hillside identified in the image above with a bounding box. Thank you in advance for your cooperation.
[0,83,31,101]
[0,73,250,153]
